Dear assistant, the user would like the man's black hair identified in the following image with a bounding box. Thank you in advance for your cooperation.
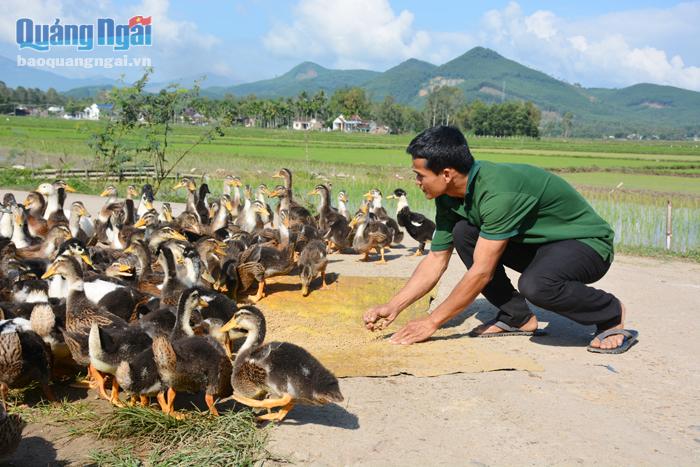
[406,126,474,175]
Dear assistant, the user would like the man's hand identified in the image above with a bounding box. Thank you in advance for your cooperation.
[363,303,399,331]
[389,316,438,345]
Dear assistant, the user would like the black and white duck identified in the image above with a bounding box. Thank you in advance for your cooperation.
[386,188,436,256]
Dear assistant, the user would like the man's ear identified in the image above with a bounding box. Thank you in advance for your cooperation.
[442,167,455,183]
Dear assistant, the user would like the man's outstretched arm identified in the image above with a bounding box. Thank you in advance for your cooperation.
[363,248,452,331]
[389,236,509,344]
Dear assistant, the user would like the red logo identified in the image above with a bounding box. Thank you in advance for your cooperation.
[128,16,152,28]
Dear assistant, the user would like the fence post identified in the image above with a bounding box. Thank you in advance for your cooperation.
[665,200,672,250]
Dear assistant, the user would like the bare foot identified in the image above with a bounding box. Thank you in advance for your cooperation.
[469,314,539,336]
[589,302,627,351]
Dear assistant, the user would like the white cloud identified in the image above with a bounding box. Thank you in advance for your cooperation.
[478,2,700,91]
[263,0,474,70]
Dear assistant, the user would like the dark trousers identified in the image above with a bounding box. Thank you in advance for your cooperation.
[453,220,621,330]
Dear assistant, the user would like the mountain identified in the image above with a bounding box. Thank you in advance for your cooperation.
[364,58,437,102]
[219,61,380,98]
[0,56,116,91]
[205,47,700,135]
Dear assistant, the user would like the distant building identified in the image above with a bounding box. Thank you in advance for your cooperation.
[47,106,64,115]
[332,114,377,133]
[292,118,323,131]
[181,108,208,125]
[83,103,100,120]
[81,103,113,120]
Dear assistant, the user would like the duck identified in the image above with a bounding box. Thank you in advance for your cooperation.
[337,191,350,221]
[158,202,174,224]
[67,201,92,242]
[387,188,436,256]
[219,306,343,422]
[309,184,351,253]
[222,176,242,219]
[151,289,231,417]
[136,184,155,219]
[0,403,25,460]
[298,239,329,297]
[271,168,315,227]
[349,211,391,263]
[174,177,201,222]
[37,180,76,223]
[237,212,296,302]
[197,183,212,225]
[9,205,41,249]
[21,191,48,238]
[15,224,72,262]
[87,318,153,405]
[0,317,55,402]
[0,194,18,239]
[41,255,128,401]
[365,188,403,245]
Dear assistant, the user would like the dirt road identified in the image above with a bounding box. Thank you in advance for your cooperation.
[3,189,699,466]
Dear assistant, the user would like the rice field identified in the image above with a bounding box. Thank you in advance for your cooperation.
[0,116,698,257]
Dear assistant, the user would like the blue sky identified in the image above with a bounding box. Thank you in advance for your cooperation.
[2,0,699,90]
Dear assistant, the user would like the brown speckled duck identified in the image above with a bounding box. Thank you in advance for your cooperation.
[0,403,25,460]
[219,306,343,422]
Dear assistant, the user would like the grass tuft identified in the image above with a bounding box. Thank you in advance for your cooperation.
[80,406,272,466]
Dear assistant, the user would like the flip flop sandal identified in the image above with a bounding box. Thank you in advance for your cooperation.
[468,320,546,338]
[587,329,639,354]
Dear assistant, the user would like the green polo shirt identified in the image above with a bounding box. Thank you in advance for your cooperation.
[431,160,614,261]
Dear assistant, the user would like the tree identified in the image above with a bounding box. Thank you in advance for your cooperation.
[376,96,405,133]
[329,87,371,118]
[562,112,573,138]
[90,70,225,193]
[424,86,464,127]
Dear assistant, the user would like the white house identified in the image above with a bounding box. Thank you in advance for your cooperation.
[333,114,376,132]
[83,103,100,120]
[292,118,322,131]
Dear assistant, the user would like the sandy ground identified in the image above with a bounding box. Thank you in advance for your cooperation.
[3,189,700,466]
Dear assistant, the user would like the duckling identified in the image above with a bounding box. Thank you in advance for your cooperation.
[0,194,18,239]
[22,191,48,238]
[41,255,128,400]
[310,184,351,253]
[173,177,200,222]
[209,195,234,234]
[136,184,155,219]
[222,176,242,219]
[158,203,174,224]
[152,332,231,417]
[0,402,25,460]
[138,287,204,339]
[298,239,329,297]
[67,201,91,243]
[238,212,296,302]
[350,211,391,263]
[196,183,211,225]
[37,180,76,223]
[10,205,41,249]
[219,306,343,422]
[337,191,350,221]
[387,188,435,256]
[16,224,72,261]
[114,346,166,410]
[0,318,55,402]
[88,320,153,405]
[151,289,231,417]
[268,180,314,229]
[365,188,403,245]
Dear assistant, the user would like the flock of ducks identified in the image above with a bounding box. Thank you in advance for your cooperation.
[0,167,435,458]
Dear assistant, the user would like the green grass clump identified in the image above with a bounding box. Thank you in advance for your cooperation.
[80,406,271,466]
